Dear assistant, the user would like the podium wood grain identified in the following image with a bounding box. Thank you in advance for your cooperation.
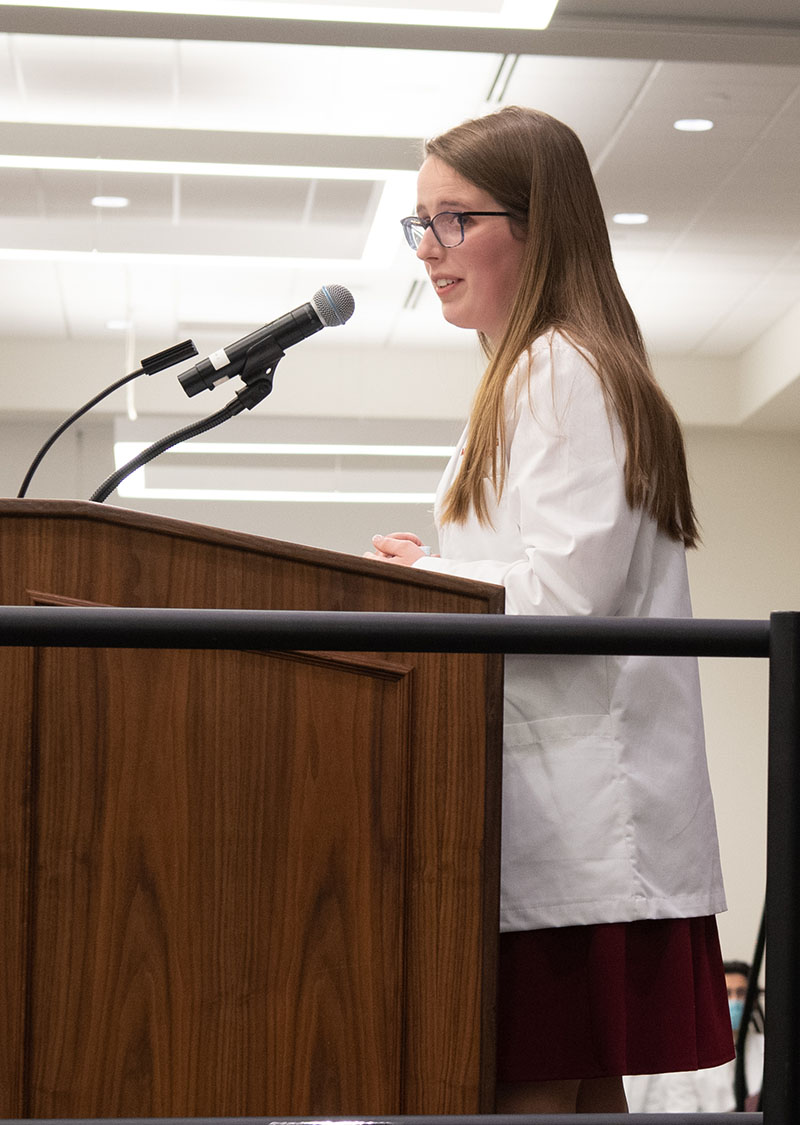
[0,499,503,1118]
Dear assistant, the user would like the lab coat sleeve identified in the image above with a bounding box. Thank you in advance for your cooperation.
[414,341,644,617]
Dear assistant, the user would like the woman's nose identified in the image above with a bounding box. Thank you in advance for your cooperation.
[416,226,441,262]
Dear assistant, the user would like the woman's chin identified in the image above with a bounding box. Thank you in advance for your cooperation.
[440,305,476,333]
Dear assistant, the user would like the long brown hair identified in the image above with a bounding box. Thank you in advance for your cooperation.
[427,106,699,547]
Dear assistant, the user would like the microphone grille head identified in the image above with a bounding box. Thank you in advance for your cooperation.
[312,283,355,327]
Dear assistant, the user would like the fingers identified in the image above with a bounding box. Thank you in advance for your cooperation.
[364,533,425,566]
[385,531,424,545]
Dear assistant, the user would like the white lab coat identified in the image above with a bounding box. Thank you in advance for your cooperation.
[623,1031,764,1111]
[415,331,726,932]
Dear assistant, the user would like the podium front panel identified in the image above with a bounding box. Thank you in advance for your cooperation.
[0,500,504,1117]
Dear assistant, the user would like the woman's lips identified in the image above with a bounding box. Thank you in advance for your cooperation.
[432,277,459,295]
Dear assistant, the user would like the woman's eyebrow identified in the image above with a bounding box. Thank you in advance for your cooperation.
[416,198,470,215]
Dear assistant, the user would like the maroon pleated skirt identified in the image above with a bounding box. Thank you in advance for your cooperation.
[496,916,735,1082]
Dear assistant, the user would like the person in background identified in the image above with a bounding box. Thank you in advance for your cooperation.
[623,959,764,1112]
[364,105,733,1115]
[726,959,765,1110]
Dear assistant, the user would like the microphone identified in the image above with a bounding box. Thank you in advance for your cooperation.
[178,283,355,398]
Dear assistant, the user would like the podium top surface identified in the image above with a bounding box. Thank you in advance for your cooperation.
[0,497,505,613]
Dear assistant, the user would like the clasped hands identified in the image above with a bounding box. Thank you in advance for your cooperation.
[364,531,432,567]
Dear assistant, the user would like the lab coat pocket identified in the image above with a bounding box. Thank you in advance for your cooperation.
[501,712,635,927]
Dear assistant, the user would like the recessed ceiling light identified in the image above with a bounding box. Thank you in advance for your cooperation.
[92,195,130,208]
[673,118,714,132]
[106,319,131,330]
[612,213,649,225]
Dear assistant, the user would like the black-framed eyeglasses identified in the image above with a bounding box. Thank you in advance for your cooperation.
[400,210,512,250]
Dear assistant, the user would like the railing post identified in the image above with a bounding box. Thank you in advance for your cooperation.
[765,611,800,1123]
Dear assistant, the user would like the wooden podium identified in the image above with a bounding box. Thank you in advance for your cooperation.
[0,499,504,1119]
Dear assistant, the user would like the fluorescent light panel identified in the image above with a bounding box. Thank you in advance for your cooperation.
[0,154,406,180]
[117,484,437,502]
[0,155,416,267]
[0,247,375,268]
[113,440,449,502]
[5,1,559,30]
[161,441,455,457]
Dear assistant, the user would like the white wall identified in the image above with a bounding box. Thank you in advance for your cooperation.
[685,427,800,966]
[5,414,797,969]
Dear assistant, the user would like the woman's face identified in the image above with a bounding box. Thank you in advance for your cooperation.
[414,155,526,345]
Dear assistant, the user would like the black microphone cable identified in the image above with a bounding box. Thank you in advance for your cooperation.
[17,339,198,498]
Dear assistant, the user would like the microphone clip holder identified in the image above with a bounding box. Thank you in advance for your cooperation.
[178,334,285,398]
[226,337,286,411]
[238,335,285,394]
[228,375,277,413]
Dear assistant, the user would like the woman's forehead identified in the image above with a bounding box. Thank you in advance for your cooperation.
[416,155,498,212]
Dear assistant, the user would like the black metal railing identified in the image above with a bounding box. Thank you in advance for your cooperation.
[2,605,792,1125]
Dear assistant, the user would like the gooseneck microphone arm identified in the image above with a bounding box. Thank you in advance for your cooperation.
[17,338,198,499]
[90,370,279,505]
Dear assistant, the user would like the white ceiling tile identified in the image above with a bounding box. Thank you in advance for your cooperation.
[176,40,501,136]
[0,167,43,216]
[37,169,175,218]
[12,34,178,124]
[56,258,132,337]
[0,261,66,336]
[0,35,21,103]
[502,55,657,161]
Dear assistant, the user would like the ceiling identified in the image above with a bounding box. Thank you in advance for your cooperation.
[1,0,799,440]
